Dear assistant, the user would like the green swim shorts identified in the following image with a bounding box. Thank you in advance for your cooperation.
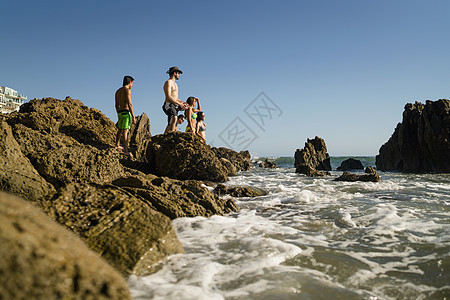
[117,110,131,130]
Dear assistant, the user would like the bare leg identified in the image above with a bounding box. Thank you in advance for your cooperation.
[165,116,178,133]
[115,129,123,149]
[123,129,129,153]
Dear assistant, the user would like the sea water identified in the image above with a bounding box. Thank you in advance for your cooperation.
[128,157,450,300]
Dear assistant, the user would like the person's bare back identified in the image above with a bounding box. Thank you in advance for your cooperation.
[115,86,132,112]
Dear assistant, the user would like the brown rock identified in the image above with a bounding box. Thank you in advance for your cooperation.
[0,191,131,299]
[295,136,331,175]
[212,147,252,171]
[220,158,238,176]
[0,121,55,201]
[147,132,229,182]
[376,99,450,173]
[296,164,330,177]
[365,166,377,174]
[40,183,184,276]
[112,174,238,219]
[128,112,151,161]
[334,171,381,182]
[259,159,278,168]
[10,123,126,187]
[214,184,268,197]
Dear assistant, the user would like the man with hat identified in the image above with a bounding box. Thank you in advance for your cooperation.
[163,66,188,133]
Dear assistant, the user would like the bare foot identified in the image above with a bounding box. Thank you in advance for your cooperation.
[114,146,124,150]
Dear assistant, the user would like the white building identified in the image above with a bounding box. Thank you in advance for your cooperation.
[0,86,27,113]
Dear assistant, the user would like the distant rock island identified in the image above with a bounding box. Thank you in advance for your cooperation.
[376,99,450,173]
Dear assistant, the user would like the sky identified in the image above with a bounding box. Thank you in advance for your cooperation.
[2,0,449,156]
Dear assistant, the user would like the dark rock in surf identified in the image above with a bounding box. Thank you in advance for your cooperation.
[376,99,450,173]
[214,184,268,197]
[295,136,331,176]
[337,158,364,171]
[259,159,278,168]
[334,171,381,182]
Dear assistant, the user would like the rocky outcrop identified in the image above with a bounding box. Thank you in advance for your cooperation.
[334,171,381,182]
[259,159,278,168]
[376,99,450,173]
[0,191,131,299]
[1,97,239,282]
[214,184,268,197]
[295,164,330,177]
[0,121,55,202]
[295,136,331,176]
[212,147,252,171]
[112,174,237,219]
[129,113,151,161]
[147,132,229,182]
[365,166,377,174]
[40,182,184,276]
[337,158,364,171]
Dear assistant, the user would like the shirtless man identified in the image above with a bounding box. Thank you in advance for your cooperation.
[162,66,188,133]
[115,75,136,157]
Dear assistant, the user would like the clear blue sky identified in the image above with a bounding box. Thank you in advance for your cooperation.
[2,0,449,156]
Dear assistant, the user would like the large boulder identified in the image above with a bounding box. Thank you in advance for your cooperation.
[212,147,252,171]
[376,99,450,173]
[0,121,55,201]
[13,97,117,149]
[10,123,126,187]
[295,136,331,175]
[112,174,238,219]
[337,158,364,171]
[0,191,131,299]
[40,183,184,276]
[147,132,229,182]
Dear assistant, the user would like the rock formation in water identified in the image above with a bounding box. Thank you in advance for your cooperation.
[0,97,242,293]
[259,159,278,168]
[294,136,331,176]
[376,99,450,173]
[214,184,267,197]
[337,158,364,171]
[211,147,252,172]
[0,191,131,299]
[334,170,381,182]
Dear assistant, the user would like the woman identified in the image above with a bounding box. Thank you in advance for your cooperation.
[184,97,201,134]
[195,111,206,142]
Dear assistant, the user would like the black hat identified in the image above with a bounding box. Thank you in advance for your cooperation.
[166,66,183,75]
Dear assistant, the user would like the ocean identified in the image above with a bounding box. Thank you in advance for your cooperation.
[127,157,450,300]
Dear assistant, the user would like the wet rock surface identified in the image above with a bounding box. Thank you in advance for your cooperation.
[0,191,131,299]
[214,184,268,197]
[376,99,450,173]
[334,171,381,182]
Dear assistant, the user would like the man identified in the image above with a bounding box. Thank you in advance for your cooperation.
[174,114,185,131]
[163,66,188,133]
[115,75,136,157]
